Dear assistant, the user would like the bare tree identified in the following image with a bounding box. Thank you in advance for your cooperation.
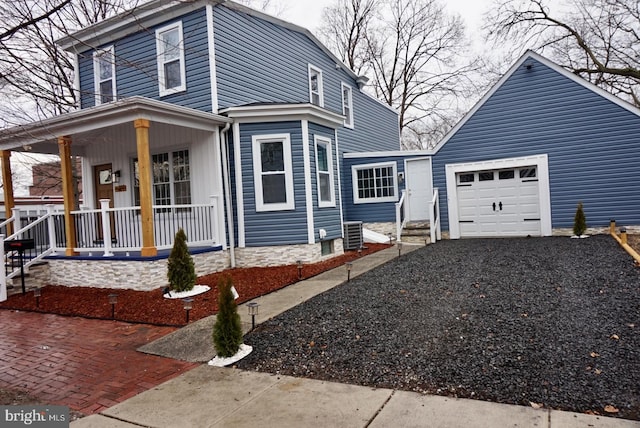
[485,0,640,106]
[320,0,479,150]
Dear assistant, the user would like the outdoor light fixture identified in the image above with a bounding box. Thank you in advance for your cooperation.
[183,298,194,324]
[247,302,259,331]
[111,170,121,183]
[297,260,303,279]
[357,247,362,257]
[387,233,393,245]
[108,293,118,319]
[34,287,41,308]
[398,242,402,257]
[346,262,353,282]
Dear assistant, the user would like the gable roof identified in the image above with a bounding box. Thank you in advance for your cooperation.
[431,50,640,154]
[57,0,360,82]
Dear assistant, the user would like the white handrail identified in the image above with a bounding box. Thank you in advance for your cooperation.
[395,190,406,242]
[428,188,441,243]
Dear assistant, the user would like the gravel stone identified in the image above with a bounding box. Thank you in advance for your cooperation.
[237,236,640,420]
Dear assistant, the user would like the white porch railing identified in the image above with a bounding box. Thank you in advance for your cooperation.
[429,188,442,243]
[395,190,407,242]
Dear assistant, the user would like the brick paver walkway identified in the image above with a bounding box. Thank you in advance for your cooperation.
[0,310,197,415]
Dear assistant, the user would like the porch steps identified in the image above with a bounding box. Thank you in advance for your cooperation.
[401,221,431,245]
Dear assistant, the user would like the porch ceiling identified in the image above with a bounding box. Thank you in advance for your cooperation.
[0,96,232,155]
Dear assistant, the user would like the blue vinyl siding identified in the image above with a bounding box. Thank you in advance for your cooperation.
[433,57,640,232]
[79,8,212,111]
[240,122,308,246]
[342,156,410,223]
[309,123,342,240]
[213,4,399,153]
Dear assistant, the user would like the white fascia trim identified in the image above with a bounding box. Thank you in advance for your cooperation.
[343,150,434,158]
[221,104,344,129]
[335,129,344,234]
[351,161,398,204]
[156,21,187,96]
[314,135,336,208]
[445,154,551,239]
[302,121,315,244]
[206,5,219,112]
[233,122,245,247]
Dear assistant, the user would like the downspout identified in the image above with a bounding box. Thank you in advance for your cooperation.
[220,122,236,268]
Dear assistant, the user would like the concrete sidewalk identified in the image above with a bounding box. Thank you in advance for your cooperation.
[71,245,640,428]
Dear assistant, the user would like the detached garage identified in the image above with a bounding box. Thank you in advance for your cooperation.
[432,51,640,239]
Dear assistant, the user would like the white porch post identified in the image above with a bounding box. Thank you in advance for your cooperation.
[11,207,21,238]
[100,199,114,257]
[46,205,58,256]
[0,234,5,302]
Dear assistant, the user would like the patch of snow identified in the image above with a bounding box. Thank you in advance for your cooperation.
[163,285,210,299]
[570,235,590,239]
[207,344,253,367]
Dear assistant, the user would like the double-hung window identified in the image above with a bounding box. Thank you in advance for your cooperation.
[252,134,295,212]
[315,136,335,207]
[341,83,354,128]
[352,162,398,203]
[133,149,192,209]
[156,22,186,96]
[93,46,116,105]
[308,65,324,107]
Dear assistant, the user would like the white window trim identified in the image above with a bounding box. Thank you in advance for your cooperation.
[252,134,295,212]
[445,154,552,239]
[314,136,336,208]
[156,21,186,96]
[341,83,354,128]
[352,161,398,204]
[308,64,324,107]
[93,45,116,105]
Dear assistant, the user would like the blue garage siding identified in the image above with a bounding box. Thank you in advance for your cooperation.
[309,123,342,240]
[79,8,212,111]
[239,122,308,246]
[342,156,409,223]
[433,57,640,232]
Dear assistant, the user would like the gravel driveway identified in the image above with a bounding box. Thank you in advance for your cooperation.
[237,235,640,420]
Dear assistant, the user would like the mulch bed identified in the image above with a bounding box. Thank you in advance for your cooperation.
[0,243,390,326]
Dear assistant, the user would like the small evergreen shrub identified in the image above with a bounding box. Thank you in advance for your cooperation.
[167,228,196,292]
[573,202,587,237]
[212,275,243,358]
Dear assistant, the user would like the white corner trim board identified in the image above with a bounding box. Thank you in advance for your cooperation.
[445,154,552,239]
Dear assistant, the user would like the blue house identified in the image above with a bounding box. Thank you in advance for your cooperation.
[0,0,403,291]
[431,50,640,239]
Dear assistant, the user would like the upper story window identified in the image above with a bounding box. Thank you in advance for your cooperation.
[341,83,354,128]
[252,134,295,212]
[93,46,116,105]
[133,149,192,209]
[308,64,324,107]
[156,22,186,96]
[315,136,335,207]
[352,162,398,204]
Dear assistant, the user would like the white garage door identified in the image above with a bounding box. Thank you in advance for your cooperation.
[456,166,541,237]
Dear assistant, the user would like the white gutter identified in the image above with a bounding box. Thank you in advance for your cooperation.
[220,122,236,268]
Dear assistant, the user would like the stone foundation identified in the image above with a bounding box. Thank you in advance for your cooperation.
[234,239,344,267]
[47,250,231,291]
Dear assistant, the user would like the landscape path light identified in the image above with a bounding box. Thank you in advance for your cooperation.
[398,242,402,258]
[346,262,353,282]
[297,260,303,279]
[183,298,194,324]
[34,287,41,308]
[108,293,118,319]
[247,302,259,331]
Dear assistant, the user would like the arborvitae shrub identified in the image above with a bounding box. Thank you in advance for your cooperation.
[167,228,196,292]
[212,275,243,357]
[573,202,587,237]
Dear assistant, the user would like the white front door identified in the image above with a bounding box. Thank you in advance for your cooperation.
[405,158,433,221]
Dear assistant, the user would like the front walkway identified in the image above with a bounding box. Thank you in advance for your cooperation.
[0,311,197,415]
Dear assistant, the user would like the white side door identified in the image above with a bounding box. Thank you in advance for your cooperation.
[405,158,433,221]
